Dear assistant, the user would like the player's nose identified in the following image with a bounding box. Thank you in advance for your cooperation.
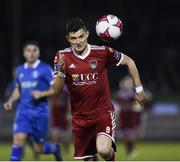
[76,39,81,44]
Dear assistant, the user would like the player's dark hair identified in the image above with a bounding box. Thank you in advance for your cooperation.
[23,40,40,49]
[66,18,87,35]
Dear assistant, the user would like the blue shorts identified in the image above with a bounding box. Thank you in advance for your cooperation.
[13,108,49,144]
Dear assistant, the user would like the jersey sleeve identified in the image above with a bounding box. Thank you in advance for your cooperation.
[53,51,60,78]
[53,51,65,78]
[44,65,54,86]
[15,67,20,86]
[105,46,123,66]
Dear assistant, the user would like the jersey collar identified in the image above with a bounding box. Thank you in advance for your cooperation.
[72,44,91,60]
[24,59,41,69]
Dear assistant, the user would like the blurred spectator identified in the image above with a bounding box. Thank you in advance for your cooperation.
[50,85,71,153]
[115,75,153,159]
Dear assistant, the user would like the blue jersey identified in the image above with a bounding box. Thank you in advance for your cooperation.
[15,59,53,112]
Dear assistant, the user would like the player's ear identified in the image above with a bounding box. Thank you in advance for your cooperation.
[23,50,26,58]
[86,30,89,38]
[65,35,69,43]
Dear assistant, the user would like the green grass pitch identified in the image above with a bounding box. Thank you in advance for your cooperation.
[0,141,180,160]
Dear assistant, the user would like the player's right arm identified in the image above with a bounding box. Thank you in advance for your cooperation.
[105,46,144,105]
[52,52,66,95]
[52,76,65,95]
[120,54,144,105]
[4,86,20,110]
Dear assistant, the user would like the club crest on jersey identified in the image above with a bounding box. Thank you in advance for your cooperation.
[19,73,24,79]
[89,60,97,69]
[114,50,121,60]
[32,70,39,78]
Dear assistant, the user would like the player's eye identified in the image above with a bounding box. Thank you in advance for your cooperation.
[26,48,31,52]
[70,37,76,41]
[79,35,84,39]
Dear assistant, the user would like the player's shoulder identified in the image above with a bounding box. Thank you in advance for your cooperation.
[16,63,25,72]
[56,47,72,55]
[90,44,106,51]
[90,44,114,53]
[39,61,52,70]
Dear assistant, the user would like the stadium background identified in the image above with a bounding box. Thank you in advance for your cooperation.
[0,0,179,160]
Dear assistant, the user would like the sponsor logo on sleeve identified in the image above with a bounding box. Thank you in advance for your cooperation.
[114,50,121,60]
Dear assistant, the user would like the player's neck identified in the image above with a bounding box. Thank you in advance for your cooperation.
[27,61,35,67]
[75,44,88,56]
[26,59,39,67]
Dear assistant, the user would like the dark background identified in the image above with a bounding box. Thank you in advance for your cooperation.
[0,0,179,99]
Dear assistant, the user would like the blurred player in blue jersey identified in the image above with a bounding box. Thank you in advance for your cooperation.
[4,41,63,161]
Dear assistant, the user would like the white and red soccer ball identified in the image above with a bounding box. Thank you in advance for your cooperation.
[96,14,123,41]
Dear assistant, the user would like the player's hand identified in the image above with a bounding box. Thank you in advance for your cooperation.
[135,91,145,106]
[132,100,144,112]
[4,101,13,110]
[58,53,65,73]
[31,91,43,99]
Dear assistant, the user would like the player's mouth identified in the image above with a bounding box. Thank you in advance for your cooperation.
[76,44,84,49]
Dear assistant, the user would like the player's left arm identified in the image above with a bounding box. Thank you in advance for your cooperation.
[31,87,56,99]
[32,54,66,99]
[120,53,145,105]
[31,65,58,99]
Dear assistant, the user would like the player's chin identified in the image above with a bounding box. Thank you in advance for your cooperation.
[75,47,85,52]
[28,58,37,63]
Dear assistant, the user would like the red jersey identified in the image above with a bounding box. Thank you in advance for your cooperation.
[54,44,123,119]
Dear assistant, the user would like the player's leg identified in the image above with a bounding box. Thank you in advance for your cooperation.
[96,111,116,161]
[50,127,71,153]
[10,110,31,161]
[84,154,98,161]
[10,133,28,161]
[123,129,137,159]
[32,141,62,158]
[72,117,97,160]
[27,137,40,160]
[96,134,115,161]
[32,113,63,160]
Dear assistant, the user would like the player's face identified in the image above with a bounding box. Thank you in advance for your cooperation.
[23,45,40,63]
[66,28,89,53]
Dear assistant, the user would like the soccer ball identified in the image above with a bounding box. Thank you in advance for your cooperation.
[96,14,123,41]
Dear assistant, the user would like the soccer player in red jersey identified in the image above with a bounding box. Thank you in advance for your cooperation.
[52,18,145,161]
[50,85,71,153]
[116,75,142,159]
[116,75,153,159]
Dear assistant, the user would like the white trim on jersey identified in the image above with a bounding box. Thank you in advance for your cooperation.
[58,47,72,53]
[24,59,41,69]
[90,44,105,50]
[72,44,91,60]
[116,53,124,66]
[74,154,96,160]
